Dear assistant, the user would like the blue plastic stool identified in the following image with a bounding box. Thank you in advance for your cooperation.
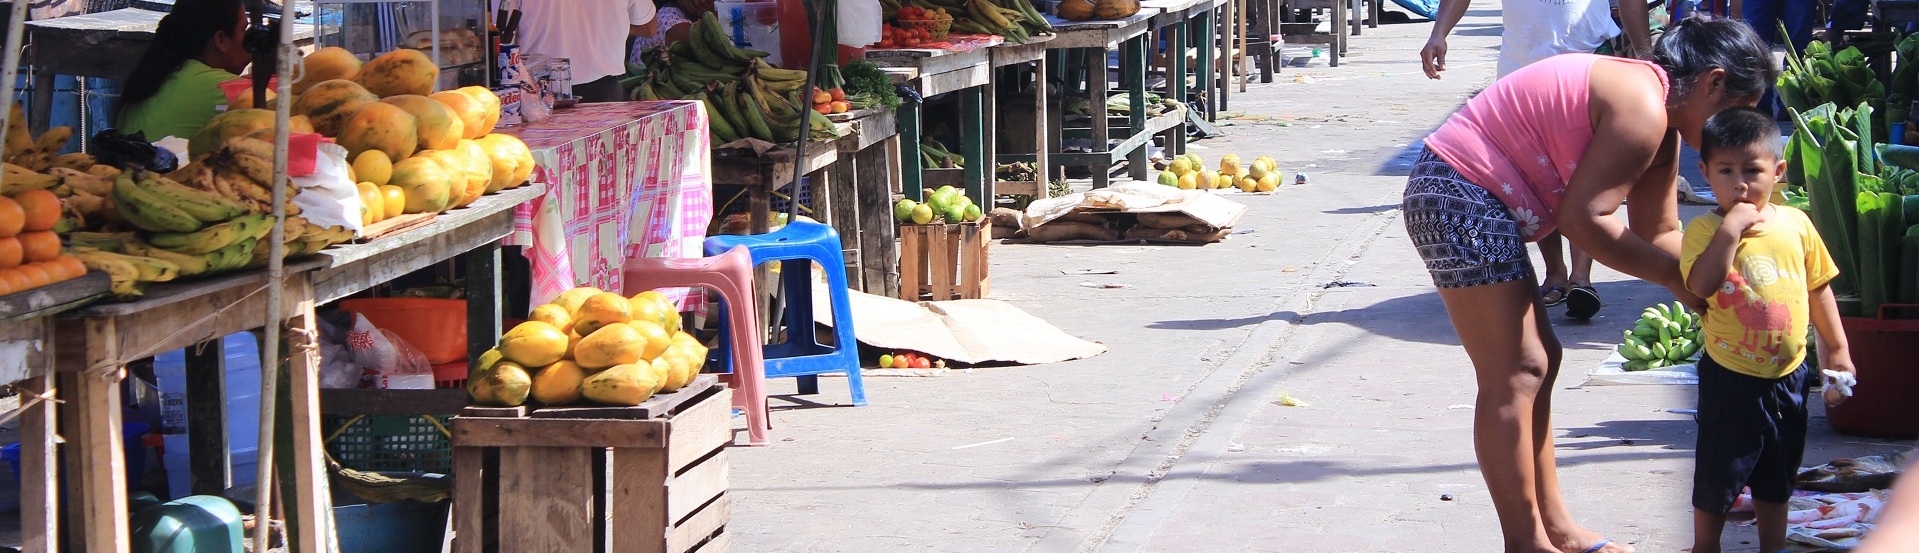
[704,221,867,406]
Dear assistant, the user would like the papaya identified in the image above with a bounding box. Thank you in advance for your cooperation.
[457,86,503,136]
[413,150,479,208]
[573,322,647,369]
[388,155,453,213]
[189,109,277,159]
[379,94,464,150]
[472,361,532,407]
[476,133,535,189]
[572,292,634,336]
[292,79,378,136]
[335,102,419,162]
[294,47,364,95]
[356,48,440,97]
[453,139,496,198]
[226,88,275,111]
[530,360,588,405]
[581,362,659,406]
[430,91,488,139]
[1093,0,1140,19]
[1057,0,1096,20]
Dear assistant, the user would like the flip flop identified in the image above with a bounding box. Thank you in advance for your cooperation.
[1566,285,1601,320]
[1539,285,1568,307]
[1576,538,1614,553]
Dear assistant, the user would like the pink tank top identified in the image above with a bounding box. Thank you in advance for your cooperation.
[1425,53,1668,241]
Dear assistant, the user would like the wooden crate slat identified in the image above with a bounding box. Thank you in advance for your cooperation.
[610,448,669,553]
[529,376,719,420]
[897,227,924,301]
[666,494,729,553]
[499,447,595,553]
[453,447,487,553]
[452,418,666,448]
[666,450,730,527]
[667,387,734,473]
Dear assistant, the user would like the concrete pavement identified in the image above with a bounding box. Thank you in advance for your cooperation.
[726,9,1912,552]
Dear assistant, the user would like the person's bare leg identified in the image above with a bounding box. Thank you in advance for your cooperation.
[1537,233,1570,302]
[1436,278,1560,553]
[1568,244,1595,290]
[1528,304,1633,552]
[1754,500,1788,553]
[1693,508,1728,553]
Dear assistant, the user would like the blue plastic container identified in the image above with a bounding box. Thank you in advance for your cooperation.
[129,495,244,553]
[334,501,451,553]
[1,422,150,487]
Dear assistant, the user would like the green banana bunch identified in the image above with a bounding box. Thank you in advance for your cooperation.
[112,171,204,233]
[1617,301,1703,371]
[148,212,272,255]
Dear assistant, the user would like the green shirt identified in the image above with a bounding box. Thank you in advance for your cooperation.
[118,59,239,140]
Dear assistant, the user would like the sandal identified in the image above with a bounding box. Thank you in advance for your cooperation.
[1566,285,1602,320]
[1576,538,1616,553]
[1539,285,1568,307]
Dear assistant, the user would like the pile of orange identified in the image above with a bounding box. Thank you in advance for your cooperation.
[0,189,85,296]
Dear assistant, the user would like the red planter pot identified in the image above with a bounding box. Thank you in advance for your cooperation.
[1826,304,1919,439]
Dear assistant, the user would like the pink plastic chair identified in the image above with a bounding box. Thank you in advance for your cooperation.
[621,246,769,446]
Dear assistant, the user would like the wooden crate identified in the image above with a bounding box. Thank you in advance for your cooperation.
[451,375,733,553]
[897,220,991,301]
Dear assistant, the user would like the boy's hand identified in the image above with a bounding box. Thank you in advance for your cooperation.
[1822,355,1858,407]
[1722,202,1764,234]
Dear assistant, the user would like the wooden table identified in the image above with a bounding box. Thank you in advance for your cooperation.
[1047,13,1168,187]
[988,34,1054,198]
[38,185,541,553]
[0,274,109,553]
[710,143,840,236]
[867,43,997,203]
[821,108,904,297]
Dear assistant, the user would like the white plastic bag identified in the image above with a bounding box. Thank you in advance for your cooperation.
[318,343,364,389]
[289,141,363,235]
[839,0,883,47]
[345,315,433,389]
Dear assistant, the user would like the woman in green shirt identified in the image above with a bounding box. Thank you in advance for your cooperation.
[116,0,251,140]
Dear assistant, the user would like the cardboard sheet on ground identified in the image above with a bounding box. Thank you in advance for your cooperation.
[1024,182,1248,229]
[1582,351,1699,386]
[814,288,1106,365]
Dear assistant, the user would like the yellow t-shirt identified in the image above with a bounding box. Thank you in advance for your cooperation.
[1679,206,1839,379]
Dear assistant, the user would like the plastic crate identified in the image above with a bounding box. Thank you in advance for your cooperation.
[322,414,454,474]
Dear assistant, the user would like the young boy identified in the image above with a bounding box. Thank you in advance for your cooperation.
[1681,106,1858,553]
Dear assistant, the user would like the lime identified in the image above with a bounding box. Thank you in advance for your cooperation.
[910,204,934,224]
[1157,171,1179,186]
[893,199,918,222]
[963,204,983,222]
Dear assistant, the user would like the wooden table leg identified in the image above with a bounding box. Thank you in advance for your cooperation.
[1089,47,1112,189]
[898,98,925,202]
[960,86,987,202]
[1034,54,1050,193]
[827,160,862,289]
[1124,37,1150,181]
[186,339,232,496]
[1196,8,1217,122]
[288,289,336,553]
[983,67,1000,200]
[69,317,129,553]
[465,242,503,364]
[20,373,58,553]
[1045,51,1066,186]
[1164,21,1188,158]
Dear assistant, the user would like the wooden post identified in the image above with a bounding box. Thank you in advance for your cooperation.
[287,291,337,553]
[20,373,58,553]
[960,87,986,202]
[465,242,503,365]
[72,317,130,553]
[1124,37,1150,181]
[1088,47,1112,188]
[862,139,902,297]
[1196,8,1217,121]
[983,67,1000,200]
[898,97,925,202]
[186,339,232,496]
[1164,21,1187,157]
[827,161,863,289]
[1034,54,1051,195]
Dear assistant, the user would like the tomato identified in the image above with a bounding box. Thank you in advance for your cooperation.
[912,357,931,369]
[813,103,832,114]
[830,101,850,113]
[830,88,847,102]
[812,89,833,104]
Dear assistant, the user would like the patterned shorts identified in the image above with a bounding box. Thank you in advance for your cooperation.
[1403,149,1534,288]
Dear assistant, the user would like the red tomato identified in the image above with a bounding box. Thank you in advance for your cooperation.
[912,357,931,369]
[830,88,847,102]
[893,355,911,369]
[813,103,832,114]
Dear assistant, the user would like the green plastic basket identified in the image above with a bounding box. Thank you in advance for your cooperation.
[322,414,454,474]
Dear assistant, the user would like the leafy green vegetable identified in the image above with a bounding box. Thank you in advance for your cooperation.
[839,60,901,112]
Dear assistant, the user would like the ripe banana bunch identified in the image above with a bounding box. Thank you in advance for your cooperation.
[70,249,180,297]
[1617,302,1703,371]
[3,102,73,172]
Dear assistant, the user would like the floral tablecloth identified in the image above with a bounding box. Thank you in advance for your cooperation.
[499,101,712,306]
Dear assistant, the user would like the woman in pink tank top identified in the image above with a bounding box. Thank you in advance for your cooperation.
[1402,17,1775,553]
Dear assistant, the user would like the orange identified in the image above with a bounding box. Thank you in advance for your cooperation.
[14,263,50,288]
[0,196,21,236]
[12,189,59,232]
[0,236,19,269]
[45,256,84,280]
[17,231,58,263]
[0,277,11,295]
[0,268,26,292]
[26,261,68,284]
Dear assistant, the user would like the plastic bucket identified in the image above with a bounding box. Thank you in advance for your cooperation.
[1826,304,1919,439]
[339,298,469,365]
[3,422,152,489]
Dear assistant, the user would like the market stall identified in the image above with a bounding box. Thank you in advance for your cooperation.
[868,43,996,201]
[988,34,1052,198]
[1047,12,1169,188]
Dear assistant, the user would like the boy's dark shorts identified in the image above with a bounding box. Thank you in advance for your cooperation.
[1693,353,1811,514]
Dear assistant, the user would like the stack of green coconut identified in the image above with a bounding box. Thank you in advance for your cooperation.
[893,185,984,225]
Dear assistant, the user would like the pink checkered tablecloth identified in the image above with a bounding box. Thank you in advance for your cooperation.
[498,101,712,307]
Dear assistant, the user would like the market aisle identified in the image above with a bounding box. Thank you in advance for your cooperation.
[723,8,1892,552]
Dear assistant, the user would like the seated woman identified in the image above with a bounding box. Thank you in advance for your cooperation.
[627,0,716,72]
[116,0,252,140]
